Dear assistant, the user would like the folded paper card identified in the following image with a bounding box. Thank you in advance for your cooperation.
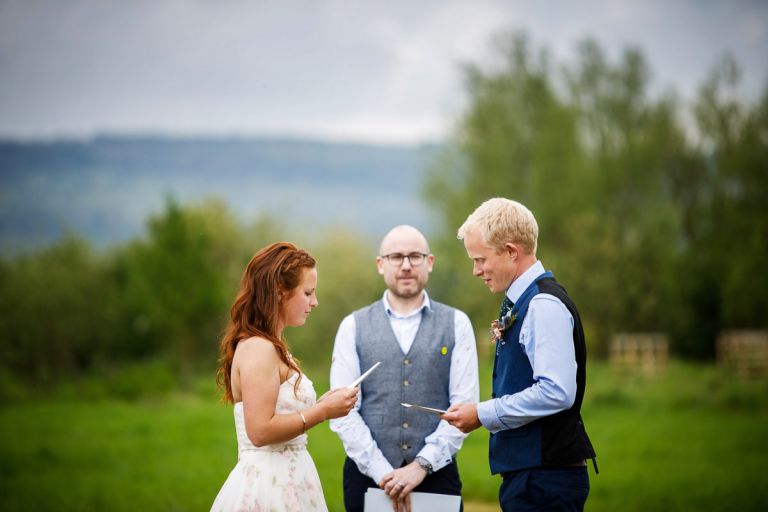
[364,487,460,512]
[401,402,448,415]
[350,361,381,387]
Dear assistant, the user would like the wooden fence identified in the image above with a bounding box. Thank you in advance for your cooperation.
[717,330,768,379]
[609,333,669,375]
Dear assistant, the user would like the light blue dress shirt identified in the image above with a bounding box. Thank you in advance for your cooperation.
[476,261,578,434]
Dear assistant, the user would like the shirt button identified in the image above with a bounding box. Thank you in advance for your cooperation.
[402,422,409,429]
[403,359,410,365]
[403,380,410,386]
[402,444,409,450]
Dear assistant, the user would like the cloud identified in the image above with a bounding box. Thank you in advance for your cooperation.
[0,0,766,143]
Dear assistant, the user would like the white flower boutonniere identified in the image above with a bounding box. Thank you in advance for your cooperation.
[489,312,516,344]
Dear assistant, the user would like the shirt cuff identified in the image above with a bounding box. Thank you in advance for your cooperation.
[368,456,394,486]
[477,398,507,434]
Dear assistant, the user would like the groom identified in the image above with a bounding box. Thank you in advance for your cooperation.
[443,198,596,512]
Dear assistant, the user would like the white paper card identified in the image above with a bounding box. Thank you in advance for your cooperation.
[363,487,461,512]
[350,361,381,387]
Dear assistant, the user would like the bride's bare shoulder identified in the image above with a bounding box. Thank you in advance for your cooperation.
[235,336,278,362]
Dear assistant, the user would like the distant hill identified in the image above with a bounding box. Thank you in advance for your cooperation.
[0,136,439,254]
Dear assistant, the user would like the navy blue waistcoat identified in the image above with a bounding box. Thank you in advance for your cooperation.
[489,272,596,474]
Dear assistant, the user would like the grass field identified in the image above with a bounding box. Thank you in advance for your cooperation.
[1,360,767,511]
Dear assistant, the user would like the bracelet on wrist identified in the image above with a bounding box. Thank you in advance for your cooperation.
[298,411,307,432]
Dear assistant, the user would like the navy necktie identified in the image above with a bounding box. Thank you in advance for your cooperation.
[499,296,514,320]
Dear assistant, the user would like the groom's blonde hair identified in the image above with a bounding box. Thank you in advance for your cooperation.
[457,198,538,255]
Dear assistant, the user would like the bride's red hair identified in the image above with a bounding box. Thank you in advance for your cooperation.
[216,242,316,403]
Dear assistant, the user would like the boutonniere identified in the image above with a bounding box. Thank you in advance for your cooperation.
[489,312,516,344]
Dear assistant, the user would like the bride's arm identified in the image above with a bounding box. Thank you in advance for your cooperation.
[237,339,357,447]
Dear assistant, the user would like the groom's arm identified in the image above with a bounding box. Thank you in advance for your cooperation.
[477,294,577,433]
[445,296,575,434]
[329,314,394,485]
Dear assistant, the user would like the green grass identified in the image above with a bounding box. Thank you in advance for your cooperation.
[1,360,767,511]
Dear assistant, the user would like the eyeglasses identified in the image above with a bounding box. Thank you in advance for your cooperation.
[380,252,429,267]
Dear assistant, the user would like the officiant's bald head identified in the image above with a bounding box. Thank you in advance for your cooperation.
[376,225,434,302]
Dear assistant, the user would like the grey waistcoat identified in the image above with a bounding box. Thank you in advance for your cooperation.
[354,299,455,468]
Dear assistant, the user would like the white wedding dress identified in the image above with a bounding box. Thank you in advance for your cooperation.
[210,373,328,511]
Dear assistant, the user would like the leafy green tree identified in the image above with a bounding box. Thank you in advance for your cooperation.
[110,197,242,383]
[423,32,767,358]
[562,39,690,351]
[679,57,768,355]
[0,235,109,383]
[425,32,587,347]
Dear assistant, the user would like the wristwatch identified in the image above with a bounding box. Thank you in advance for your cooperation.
[414,456,433,475]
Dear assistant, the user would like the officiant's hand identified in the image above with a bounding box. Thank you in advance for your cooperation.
[380,461,427,512]
[443,402,481,433]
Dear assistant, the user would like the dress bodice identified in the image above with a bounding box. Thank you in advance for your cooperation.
[212,372,328,511]
[234,372,317,454]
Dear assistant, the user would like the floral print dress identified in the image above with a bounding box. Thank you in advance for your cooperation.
[210,373,327,512]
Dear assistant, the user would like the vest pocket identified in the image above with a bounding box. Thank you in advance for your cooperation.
[362,413,386,426]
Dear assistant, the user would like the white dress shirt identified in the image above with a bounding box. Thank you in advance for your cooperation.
[330,290,479,484]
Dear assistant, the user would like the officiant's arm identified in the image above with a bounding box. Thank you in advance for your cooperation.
[329,315,395,485]
[420,310,480,466]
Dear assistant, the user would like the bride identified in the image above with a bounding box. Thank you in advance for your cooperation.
[211,242,358,511]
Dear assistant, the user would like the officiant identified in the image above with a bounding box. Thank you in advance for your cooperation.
[329,225,480,512]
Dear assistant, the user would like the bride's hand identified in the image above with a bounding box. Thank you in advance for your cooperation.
[318,386,358,419]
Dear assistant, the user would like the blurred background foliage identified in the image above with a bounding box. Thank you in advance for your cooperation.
[424,33,768,359]
[0,34,766,398]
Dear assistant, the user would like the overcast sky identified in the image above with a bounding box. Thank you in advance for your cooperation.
[1,0,766,144]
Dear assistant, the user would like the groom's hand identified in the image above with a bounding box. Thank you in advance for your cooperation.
[442,403,481,433]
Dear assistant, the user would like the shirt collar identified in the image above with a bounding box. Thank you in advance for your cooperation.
[505,260,546,304]
[383,289,431,319]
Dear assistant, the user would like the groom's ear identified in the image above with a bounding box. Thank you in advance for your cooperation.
[503,242,519,261]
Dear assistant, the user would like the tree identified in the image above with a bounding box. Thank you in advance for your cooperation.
[423,32,767,358]
[0,235,109,383]
[110,197,243,382]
